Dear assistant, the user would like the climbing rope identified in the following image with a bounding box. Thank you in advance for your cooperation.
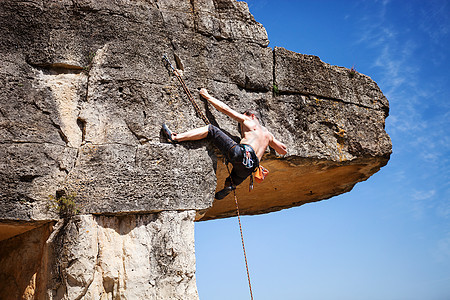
[225,163,254,300]
[163,54,254,300]
[162,55,210,125]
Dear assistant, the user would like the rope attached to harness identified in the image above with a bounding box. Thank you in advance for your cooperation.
[163,54,254,299]
[225,163,254,300]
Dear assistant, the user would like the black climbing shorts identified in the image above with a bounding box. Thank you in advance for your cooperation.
[207,125,259,186]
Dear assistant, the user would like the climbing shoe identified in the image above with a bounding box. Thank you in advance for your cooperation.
[215,185,236,200]
[162,123,177,143]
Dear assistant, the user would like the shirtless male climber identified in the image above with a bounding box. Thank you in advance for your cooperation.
[162,88,287,200]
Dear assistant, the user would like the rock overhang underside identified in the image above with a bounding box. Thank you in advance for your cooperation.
[0,0,391,233]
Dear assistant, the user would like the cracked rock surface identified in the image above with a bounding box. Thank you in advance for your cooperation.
[46,212,197,300]
[0,0,391,298]
[0,0,390,221]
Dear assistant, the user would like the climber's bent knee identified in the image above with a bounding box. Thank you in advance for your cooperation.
[207,125,238,157]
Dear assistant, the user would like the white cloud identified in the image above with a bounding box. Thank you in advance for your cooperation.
[413,189,436,201]
[409,187,450,223]
[353,6,424,141]
[418,1,450,45]
[422,152,439,163]
[437,201,450,219]
[354,1,450,172]
[409,190,435,220]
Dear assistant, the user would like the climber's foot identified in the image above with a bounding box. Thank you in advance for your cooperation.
[162,123,178,143]
[215,185,236,200]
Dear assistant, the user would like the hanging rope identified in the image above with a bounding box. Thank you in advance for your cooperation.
[225,163,254,300]
[163,54,254,299]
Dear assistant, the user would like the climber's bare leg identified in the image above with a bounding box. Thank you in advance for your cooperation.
[172,125,209,142]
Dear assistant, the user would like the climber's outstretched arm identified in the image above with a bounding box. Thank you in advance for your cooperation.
[269,135,287,155]
[199,88,247,123]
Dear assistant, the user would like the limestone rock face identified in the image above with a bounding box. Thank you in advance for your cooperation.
[44,212,197,300]
[0,212,196,300]
[0,222,54,300]
[0,0,391,298]
[0,0,390,221]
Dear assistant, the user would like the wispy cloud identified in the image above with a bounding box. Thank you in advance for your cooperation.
[437,200,450,219]
[246,0,269,12]
[413,189,436,201]
[409,184,450,224]
[433,232,450,263]
[354,3,421,128]
[410,189,437,219]
[355,1,450,174]
[418,1,450,46]
[370,35,419,99]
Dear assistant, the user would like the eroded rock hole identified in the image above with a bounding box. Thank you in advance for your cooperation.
[77,118,87,143]
[19,175,40,182]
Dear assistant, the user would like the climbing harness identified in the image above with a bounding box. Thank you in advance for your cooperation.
[242,145,255,169]
[162,54,254,300]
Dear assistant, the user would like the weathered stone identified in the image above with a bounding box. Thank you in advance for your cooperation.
[0,0,280,220]
[0,143,76,220]
[0,212,196,300]
[0,222,55,300]
[274,47,389,113]
[64,143,216,214]
[40,212,197,300]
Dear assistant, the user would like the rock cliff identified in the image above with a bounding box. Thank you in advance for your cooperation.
[0,0,391,298]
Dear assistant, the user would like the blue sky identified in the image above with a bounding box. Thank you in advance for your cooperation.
[195,1,450,299]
